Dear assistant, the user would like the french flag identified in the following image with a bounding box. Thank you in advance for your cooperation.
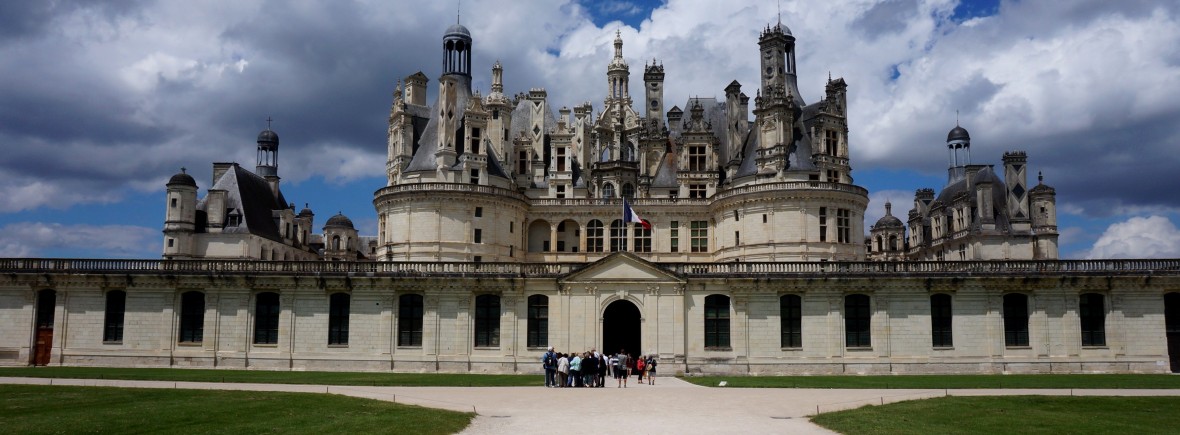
[623,199,651,230]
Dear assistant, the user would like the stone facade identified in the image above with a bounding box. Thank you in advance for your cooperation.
[2,257,1178,374]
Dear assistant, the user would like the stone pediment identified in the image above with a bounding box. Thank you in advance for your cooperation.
[560,252,683,284]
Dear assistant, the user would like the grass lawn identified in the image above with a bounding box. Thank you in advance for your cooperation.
[0,384,473,434]
[679,374,1180,389]
[811,396,1180,435]
[0,366,541,387]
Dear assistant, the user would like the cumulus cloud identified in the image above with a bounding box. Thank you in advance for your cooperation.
[1085,216,1180,259]
[0,0,1177,235]
[0,222,160,258]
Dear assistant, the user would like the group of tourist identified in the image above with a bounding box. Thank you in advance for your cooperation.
[541,346,657,388]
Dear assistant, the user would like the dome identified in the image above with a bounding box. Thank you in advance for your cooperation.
[947,125,970,142]
[445,24,471,39]
[167,169,197,187]
[774,22,793,36]
[873,202,904,229]
[298,203,314,217]
[874,214,904,229]
[257,128,279,146]
[324,212,354,229]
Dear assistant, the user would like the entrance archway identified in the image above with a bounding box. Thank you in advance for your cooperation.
[602,300,641,359]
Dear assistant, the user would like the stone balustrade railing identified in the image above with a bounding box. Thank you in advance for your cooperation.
[1,258,1177,278]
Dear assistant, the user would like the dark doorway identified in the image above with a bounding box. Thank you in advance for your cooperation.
[1166,293,1180,373]
[602,300,641,359]
[33,289,56,366]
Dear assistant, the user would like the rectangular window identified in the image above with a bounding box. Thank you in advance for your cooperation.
[253,292,280,345]
[170,197,177,208]
[634,224,652,253]
[1003,293,1030,347]
[328,293,349,346]
[690,220,708,253]
[735,231,740,247]
[825,130,839,156]
[688,145,706,171]
[103,290,126,343]
[510,221,514,233]
[780,294,802,348]
[527,295,548,348]
[167,238,174,248]
[518,151,528,175]
[704,295,731,349]
[474,229,482,244]
[1080,293,1106,347]
[556,185,565,198]
[845,294,871,348]
[689,184,706,199]
[763,214,767,223]
[931,294,953,348]
[470,169,479,184]
[819,207,828,242]
[398,294,423,347]
[475,207,482,217]
[837,208,851,243]
[474,255,482,263]
[670,220,679,253]
[474,295,500,347]
[556,147,566,171]
[178,291,204,343]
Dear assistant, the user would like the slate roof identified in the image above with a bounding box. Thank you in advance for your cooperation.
[197,164,288,242]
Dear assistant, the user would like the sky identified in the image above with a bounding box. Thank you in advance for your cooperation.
[0,0,1178,260]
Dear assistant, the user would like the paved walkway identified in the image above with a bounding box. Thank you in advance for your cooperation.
[5,376,1180,434]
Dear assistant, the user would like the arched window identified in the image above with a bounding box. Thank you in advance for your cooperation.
[623,142,635,161]
[1079,293,1106,347]
[845,294,871,348]
[527,295,548,348]
[888,235,898,251]
[328,293,350,346]
[931,293,953,348]
[586,220,605,253]
[253,292,280,345]
[602,183,615,199]
[332,235,341,250]
[398,294,423,347]
[609,219,627,252]
[622,183,635,200]
[780,294,802,348]
[1003,293,1029,347]
[704,295,731,349]
[178,291,204,343]
[474,294,501,347]
[103,290,126,343]
[632,223,651,253]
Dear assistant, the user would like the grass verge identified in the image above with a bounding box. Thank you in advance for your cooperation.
[0,366,540,387]
[0,384,473,434]
[811,396,1180,435]
[678,374,1180,389]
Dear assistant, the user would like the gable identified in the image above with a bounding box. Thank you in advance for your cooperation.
[561,252,683,283]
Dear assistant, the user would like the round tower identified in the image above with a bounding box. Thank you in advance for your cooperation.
[163,168,198,259]
[869,201,906,261]
[946,123,970,184]
[443,23,472,77]
[1029,172,1059,259]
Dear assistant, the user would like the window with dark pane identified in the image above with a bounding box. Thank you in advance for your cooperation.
[398,294,423,347]
[780,294,802,348]
[527,295,548,348]
[704,295,730,349]
[328,292,350,346]
[103,290,126,343]
[1003,293,1030,347]
[178,291,204,343]
[845,294,871,348]
[474,294,500,347]
[1079,293,1105,347]
[253,292,280,345]
[930,293,953,348]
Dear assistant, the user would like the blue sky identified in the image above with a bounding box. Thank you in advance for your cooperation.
[1,0,1178,259]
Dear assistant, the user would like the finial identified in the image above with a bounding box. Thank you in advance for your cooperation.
[457,0,461,24]
[266,116,273,130]
[305,203,309,208]
[777,0,782,25]
[1038,171,1044,184]
[181,167,186,174]
[955,110,959,126]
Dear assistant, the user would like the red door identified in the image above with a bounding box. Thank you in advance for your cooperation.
[33,328,52,366]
